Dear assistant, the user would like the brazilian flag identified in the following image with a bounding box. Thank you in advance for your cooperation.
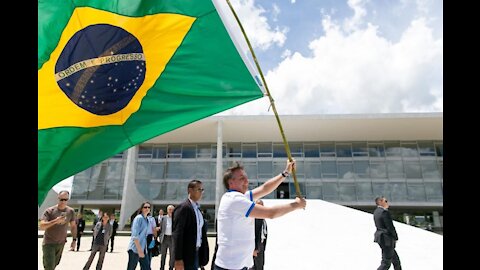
[38,0,264,204]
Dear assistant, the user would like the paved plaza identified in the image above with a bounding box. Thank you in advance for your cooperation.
[38,235,216,270]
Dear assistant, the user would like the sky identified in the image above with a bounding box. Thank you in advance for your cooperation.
[217,0,443,115]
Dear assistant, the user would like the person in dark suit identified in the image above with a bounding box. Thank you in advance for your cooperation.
[108,213,118,252]
[172,179,209,270]
[250,199,268,270]
[75,213,86,251]
[373,196,402,270]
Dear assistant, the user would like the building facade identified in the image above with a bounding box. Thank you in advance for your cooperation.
[68,113,443,231]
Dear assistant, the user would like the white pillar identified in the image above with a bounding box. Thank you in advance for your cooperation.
[214,119,224,229]
[119,146,145,230]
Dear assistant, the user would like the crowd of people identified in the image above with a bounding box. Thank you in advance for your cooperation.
[40,159,401,270]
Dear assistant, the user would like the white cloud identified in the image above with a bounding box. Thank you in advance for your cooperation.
[343,0,368,32]
[272,4,281,22]
[221,5,442,115]
[230,0,287,50]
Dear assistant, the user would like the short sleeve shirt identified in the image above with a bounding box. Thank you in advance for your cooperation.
[215,190,255,269]
[41,205,75,245]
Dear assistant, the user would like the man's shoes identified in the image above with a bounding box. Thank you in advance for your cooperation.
[110,249,113,253]
[88,249,92,251]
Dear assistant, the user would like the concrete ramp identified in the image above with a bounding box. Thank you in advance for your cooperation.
[263,199,442,270]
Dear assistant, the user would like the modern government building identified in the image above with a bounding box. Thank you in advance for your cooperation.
[45,113,443,232]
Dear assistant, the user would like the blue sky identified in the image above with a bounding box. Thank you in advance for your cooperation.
[218,0,443,115]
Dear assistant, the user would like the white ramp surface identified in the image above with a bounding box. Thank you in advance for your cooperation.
[263,199,443,270]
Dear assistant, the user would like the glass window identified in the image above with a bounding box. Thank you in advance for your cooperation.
[258,161,273,178]
[197,144,212,158]
[289,142,303,157]
[438,161,443,178]
[320,142,336,157]
[425,182,443,201]
[354,160,369,178]
[337,161,354,179]
[418,141,435,156]
[226,143,241,157]
[136,163,151,179]
[243,162,258,180]
[151,163,165,179]
[165,181,180,200]
[196,161,212,179]
[368,143,385,157]
[401,142,419,157]
[181,162,196,179]
[167,144,182,158]
[390,182,407,201]
[421,160,441,179]
[405,161,422,179]
[352,142,368,157]
[321,161,338,178]
[370,162,387,178]
[323,182,339,200]
[257,143,272,157]
[182,145,196,159]
[387,160,405,178]
[385,141,402,157]
[273,143,287,158]
[336,143,352,157]
[306,182,322,199]
[339,183,356,201]
[407,183,426,201]
[372,182,390,199]
[166,162,181,178]
[76,168,92,179]
[242,144,257,158]
[201,181,215,201]
[304,143,319,157]
[434,143,443,157]
[305,161,322,179]
[112,151,124,159]
[273,161,286,177]
[135,180,152,200]
[153,145,167,159]
[152,182,167,200]
[71,177,90,198]
[138,145,153,158]
[356,182,373,201]
[106,162,123,180]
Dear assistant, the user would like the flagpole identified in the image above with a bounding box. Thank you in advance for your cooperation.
[225,0,303,198]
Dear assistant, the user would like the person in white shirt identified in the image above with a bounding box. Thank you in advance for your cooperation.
[214,160,306,270]
[159,205,175,270]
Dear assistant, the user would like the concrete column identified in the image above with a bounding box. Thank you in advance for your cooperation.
[214,119,224,230]
[119,146,145,230]
[403,213,410,225]
[432,211,441,228]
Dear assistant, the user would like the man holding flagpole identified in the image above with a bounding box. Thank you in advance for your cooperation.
[214,160,306,270]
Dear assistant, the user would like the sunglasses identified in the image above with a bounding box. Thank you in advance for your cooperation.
[59,198,69,201]
[143,206,151,209]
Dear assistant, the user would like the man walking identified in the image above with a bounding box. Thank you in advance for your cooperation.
[159,205,175,270]
[40,190,77,270]
[373,196,402,270]
[173,180,210,270]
